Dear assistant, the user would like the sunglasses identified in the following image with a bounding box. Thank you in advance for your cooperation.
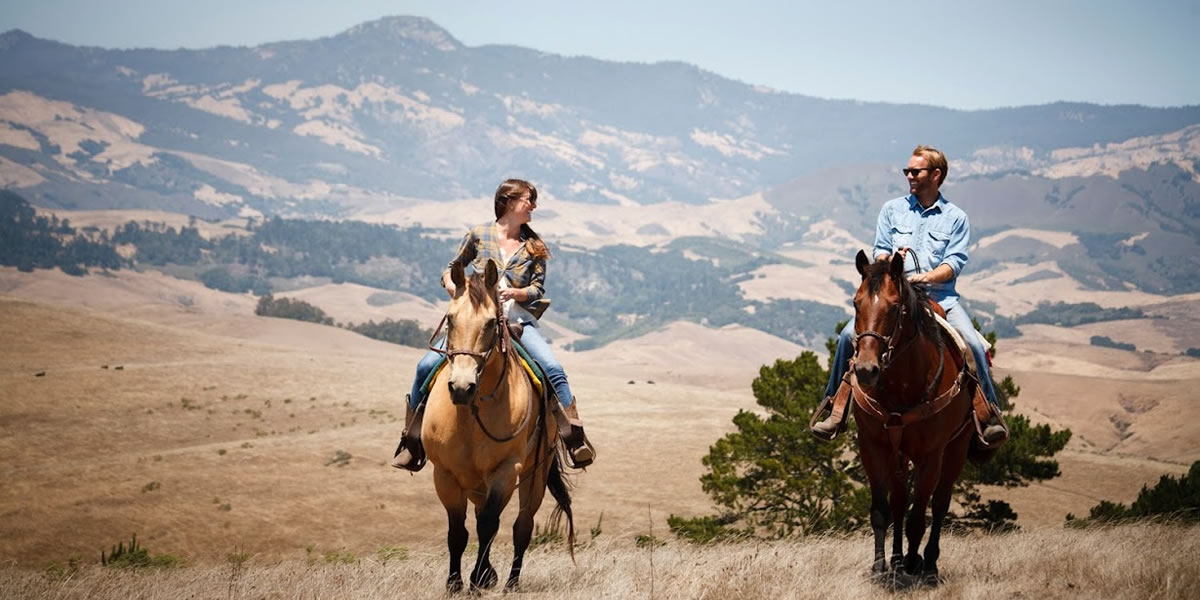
[902,168,935,176]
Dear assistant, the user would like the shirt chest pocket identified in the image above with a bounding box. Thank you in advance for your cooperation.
[926,229,952,259]
[890,225,914,250]
[506,258,534,286]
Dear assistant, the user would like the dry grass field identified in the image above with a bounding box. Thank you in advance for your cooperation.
[3,525,1197,599]
[1,262,1198,598]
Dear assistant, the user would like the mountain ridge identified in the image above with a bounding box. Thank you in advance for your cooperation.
[2,16,1198,218]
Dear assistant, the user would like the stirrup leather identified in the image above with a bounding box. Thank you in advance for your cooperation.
[391,399,427,471]
[554,399,595,468]
[971,388,1009,448]
[810,373,853,441]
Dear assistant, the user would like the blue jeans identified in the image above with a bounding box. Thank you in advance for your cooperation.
[408,322,574,410]
[824,302,998,408]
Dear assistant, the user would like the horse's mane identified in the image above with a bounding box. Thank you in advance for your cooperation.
[465,271,498,310]
[861,260,942,343]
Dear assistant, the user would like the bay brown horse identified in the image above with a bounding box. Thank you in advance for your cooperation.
[422,260,574,592]
[849,250,975,584]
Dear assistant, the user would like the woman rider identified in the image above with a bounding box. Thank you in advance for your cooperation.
[391,178,595,471]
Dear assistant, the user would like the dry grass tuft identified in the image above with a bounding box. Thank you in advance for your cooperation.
[3,524,1196,599]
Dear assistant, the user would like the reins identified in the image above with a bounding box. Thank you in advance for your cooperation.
[427,301,536,443]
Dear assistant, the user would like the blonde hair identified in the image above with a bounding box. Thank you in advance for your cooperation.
[912,145,948,187]
[493,178,551,260]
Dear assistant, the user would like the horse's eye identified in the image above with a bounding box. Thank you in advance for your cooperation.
[445,316,454,329]
[485,318,497,330]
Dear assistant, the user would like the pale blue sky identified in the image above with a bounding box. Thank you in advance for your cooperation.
[2,0,1198,110]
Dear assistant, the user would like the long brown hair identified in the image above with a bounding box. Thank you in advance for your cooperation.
[493,178,551,260]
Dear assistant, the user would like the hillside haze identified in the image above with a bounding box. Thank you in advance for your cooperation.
[1,15,1199,218]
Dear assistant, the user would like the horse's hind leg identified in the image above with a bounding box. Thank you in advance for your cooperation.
[924,434,970,584]
[433,467,469,593]
[470,461,518,591]
[506,463,548,590]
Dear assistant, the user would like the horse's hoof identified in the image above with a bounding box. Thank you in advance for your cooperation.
[446,576,464,593]
[903,555,924,576]
[504,577,520,592]
[471,567,498,590]
[871,559,889,576]
[889,554,903,571]
[921,567,940,586]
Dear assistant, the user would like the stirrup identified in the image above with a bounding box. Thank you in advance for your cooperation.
[554,399,595,468]
[810,376,852,441]
[391,433,427,471]
[563,426,595,469]
[972,394,1009,449]
[391,397,427,471]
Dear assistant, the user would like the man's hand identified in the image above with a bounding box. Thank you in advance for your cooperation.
[908,263,953,285]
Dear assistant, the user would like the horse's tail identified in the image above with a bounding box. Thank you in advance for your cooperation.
[546,455,576,562]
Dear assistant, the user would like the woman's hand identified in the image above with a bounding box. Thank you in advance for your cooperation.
[444,283,457,298]
[497,287,525,303]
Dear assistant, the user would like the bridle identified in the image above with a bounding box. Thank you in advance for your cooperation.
[428,307,508,375]
[852,247,921,372]
[427,299,534,443]
[853,302,912,372]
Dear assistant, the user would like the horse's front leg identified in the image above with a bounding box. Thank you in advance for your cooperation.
[857,434,893,576]
[904,454,943,576]
[470,459,519,591]
[433,467,469,593]
[506,459,548,590]
[889,460,909,572]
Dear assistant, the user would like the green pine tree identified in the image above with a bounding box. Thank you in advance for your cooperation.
[671,320,1072,541]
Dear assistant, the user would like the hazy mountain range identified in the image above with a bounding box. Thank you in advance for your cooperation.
[1,15,1199,297]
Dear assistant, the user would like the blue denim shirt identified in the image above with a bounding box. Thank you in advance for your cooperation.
[872,194,969,308]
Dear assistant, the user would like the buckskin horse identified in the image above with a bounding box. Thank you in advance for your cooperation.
[422,260,574,592]
[848,250,978,584]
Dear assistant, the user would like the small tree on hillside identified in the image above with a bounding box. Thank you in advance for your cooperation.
[670,320,1072,541]
[668,351,872,540]
[1066,460,1200,525]
[254,294,334,326]
[949,321,1073,531]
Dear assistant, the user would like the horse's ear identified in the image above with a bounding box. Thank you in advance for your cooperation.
[856,250,869,277]
[450,262,466,290]
[484,259,499,289]
[890,251,906,281]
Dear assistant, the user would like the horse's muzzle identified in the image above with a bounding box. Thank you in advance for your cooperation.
[854,361,881,387]
[449,381,477,406]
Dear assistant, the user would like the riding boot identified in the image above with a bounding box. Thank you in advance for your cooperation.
[553,398,595,468]
[391,395,427,472]
[810,373,853,441]
[972,386,1009,447]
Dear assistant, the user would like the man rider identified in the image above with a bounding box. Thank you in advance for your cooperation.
[811,145,1008,446]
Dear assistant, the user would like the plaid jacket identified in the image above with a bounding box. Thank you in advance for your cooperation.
[446,222,547,310]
